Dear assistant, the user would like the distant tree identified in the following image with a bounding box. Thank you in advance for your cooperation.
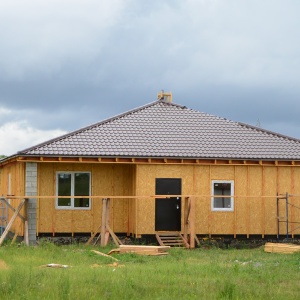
[0,155,6,159]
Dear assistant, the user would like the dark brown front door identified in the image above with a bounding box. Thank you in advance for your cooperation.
[155,178,181,231]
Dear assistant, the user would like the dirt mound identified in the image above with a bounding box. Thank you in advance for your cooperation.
[0,259,9,270]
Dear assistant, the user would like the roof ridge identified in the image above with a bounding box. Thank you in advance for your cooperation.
[238,121,300,143]
[18,99,187,154]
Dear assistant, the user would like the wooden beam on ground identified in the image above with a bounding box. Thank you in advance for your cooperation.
[264,242,300,254]
[118,245,170,256]
[91,250,119,261]
[0,199,26,246]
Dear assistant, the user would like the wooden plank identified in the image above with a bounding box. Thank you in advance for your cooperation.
[194,235,200,246]
[100,198,107,246]
[85,225,101,245]
[119,245,170,252]
[91,250,119,261]
[11,232,18,245]
[106,224,122,246]
[24,221,29,246]
[0,198,25,222]
[264,242,300,254]
[183,197,189,241]
[155,233,164,246]
[190,197,195,248]
[0,199,25,246]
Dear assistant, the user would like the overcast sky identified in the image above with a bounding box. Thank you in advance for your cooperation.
[1,0,300,155]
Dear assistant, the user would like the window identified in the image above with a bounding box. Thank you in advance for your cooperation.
[211,180,234,211]
[56,172,91,209]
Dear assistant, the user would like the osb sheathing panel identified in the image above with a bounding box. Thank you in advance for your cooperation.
[37,163,133,234]
[128,166,137,235]
[248,167,263,235]
[276,167,293,236]
[0,162,25,234]
[109,166,132,233]
[135,164,194,235]
[263,167,278,235]
[291,168,300,235]
[193,166,210,234]
[134,164,295,236]
[37,163,54,232]
[209,166,235,235]
[234,166,248,235]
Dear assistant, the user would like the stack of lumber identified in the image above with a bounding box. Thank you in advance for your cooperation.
[108,245,170,256]
[264,242,300,254]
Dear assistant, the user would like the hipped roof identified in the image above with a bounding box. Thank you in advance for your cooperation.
[18,99,300,160]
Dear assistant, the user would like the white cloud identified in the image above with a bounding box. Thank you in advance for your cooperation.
[0,121,66,156]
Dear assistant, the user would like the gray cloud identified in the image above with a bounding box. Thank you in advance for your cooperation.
[1,0,300,154]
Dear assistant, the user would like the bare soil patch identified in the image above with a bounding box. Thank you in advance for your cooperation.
[0,259,9,270]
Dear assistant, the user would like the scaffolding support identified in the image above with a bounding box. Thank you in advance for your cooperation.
[277,192,300,240]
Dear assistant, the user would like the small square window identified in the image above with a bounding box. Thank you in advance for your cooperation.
[211,180,234,211]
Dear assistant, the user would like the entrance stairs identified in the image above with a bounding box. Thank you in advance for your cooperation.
[155,231,189,248]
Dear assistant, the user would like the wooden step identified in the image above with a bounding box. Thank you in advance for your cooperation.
[155,231,189,248]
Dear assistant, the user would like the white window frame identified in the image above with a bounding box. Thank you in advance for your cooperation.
[56,171,91,210]
[211,180,234,212]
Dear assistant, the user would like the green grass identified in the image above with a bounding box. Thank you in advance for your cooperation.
[0,242,300,299]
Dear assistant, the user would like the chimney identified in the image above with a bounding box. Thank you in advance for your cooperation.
[157,90,172,103]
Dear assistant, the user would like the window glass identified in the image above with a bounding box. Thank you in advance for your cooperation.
[74,173,90,207]
[212,181,234,211]
[58,173,71,207]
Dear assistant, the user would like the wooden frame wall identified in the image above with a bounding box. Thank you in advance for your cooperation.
[1,159,300,238]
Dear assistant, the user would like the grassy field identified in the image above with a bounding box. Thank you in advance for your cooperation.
[0,241,299,299]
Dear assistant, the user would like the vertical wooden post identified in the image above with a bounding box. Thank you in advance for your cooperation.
[105,198,110,245]
[261,166,265,238]
[190,197,196,249]
[246,166,250,238]
[24,198,29,246]
[100,198,107,246]
[183,197,189,242]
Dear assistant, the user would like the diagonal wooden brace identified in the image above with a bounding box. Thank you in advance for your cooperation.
[0,199,26,246]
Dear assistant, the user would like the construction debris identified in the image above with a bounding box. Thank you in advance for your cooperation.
[39,263,69,268]
[91,262,125,268]
[108,245,170,256]
[264,242,300,254]
[91,250,119,261]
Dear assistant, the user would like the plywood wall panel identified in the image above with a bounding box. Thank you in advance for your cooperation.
[194,165,210,234]
[235,166,248,234]
[248,166,263,235]
[263,167,278,234]
[37,163,133,234]
[136,164,194,234]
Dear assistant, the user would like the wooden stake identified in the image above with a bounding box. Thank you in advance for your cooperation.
[183,197,189,241]
[24,221,29,246]
[106,224,122,246]
[190,197,196,249]
[100,198,107,246]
